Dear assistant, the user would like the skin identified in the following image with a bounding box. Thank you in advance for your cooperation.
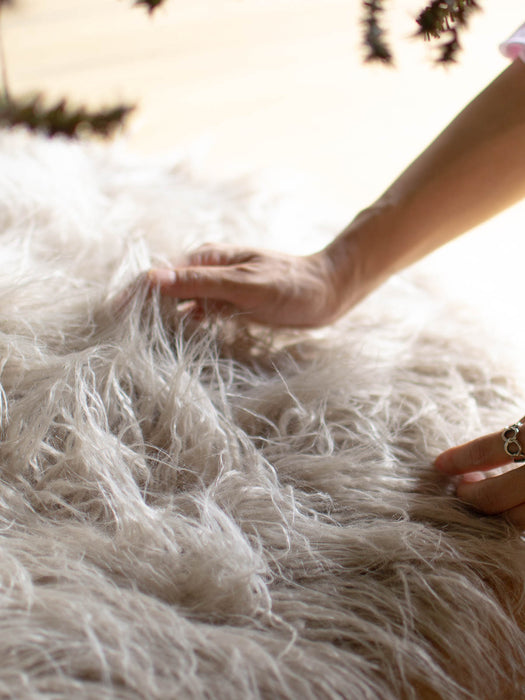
[149,58,525,526]
[148,245,341,328]
[435,432,525,529]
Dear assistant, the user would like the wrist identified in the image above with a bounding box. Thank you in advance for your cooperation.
[322,202,401,312]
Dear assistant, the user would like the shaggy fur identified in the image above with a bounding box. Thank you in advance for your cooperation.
[0,130,524,699]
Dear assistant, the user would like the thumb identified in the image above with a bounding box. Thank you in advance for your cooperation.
[148,266,238,303]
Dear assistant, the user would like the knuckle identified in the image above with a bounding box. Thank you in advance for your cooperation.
[470,476,508,515]
[205,252,221,265]
[190,243,215,261]
[475,484,500,514]
[467,440,490,467]
[185,269,203,284]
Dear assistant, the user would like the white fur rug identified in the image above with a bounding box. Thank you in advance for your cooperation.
[1,131,525,700]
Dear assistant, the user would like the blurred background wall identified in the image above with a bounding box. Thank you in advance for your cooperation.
[3,0,525,345]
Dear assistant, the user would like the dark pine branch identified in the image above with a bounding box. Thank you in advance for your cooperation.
[415,0,481,62]
[0,95,134,138]
[132,0,168,14]
[362,0,393,64]
[0,0,488,141]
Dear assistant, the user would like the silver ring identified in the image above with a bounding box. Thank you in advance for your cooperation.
[502,416,525,462]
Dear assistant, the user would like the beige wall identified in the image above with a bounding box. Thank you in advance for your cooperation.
[3,0,525,346]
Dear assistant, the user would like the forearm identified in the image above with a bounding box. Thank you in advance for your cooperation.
[325,59,525,310]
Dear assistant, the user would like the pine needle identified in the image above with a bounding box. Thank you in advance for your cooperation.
[362,1,393,64]
[415,0,481,62]
[0,94,134,139]
[133,0,167,14]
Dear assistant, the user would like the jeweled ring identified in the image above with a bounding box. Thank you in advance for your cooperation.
[502,416,525,462]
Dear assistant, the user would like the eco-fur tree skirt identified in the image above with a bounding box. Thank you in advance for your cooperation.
[0,131,524,700]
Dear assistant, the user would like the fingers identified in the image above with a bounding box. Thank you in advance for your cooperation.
[148,266,241,304]
[174,299,231,325]
[456,466,525,515]
[434,431,510,475]
[187,246,230,267]
[187,243,254,267]
[435,421,525,526]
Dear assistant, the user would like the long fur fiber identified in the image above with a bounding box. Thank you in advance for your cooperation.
[1,131,525,699]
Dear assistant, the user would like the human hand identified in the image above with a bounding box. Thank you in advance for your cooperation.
[434,418,525,528]
[148,243,345,328]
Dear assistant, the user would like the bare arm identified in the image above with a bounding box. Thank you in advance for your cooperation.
[325,58,525,313]
[150,58,525,524]
[150,60,525,327]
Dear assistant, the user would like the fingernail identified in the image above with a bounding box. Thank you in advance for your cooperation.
[148,268,176,285]
[459,471,485,484]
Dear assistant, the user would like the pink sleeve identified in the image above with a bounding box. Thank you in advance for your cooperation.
[500,23,525,62]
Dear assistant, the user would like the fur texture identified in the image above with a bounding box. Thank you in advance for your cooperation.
[0,131,524,699]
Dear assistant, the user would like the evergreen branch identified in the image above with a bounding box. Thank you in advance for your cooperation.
[132,0,167,14]
[0,95,134,138]
[362,1,393,64]
[415,0,480,62]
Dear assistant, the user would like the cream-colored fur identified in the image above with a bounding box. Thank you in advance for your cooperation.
[0,131,524,699]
